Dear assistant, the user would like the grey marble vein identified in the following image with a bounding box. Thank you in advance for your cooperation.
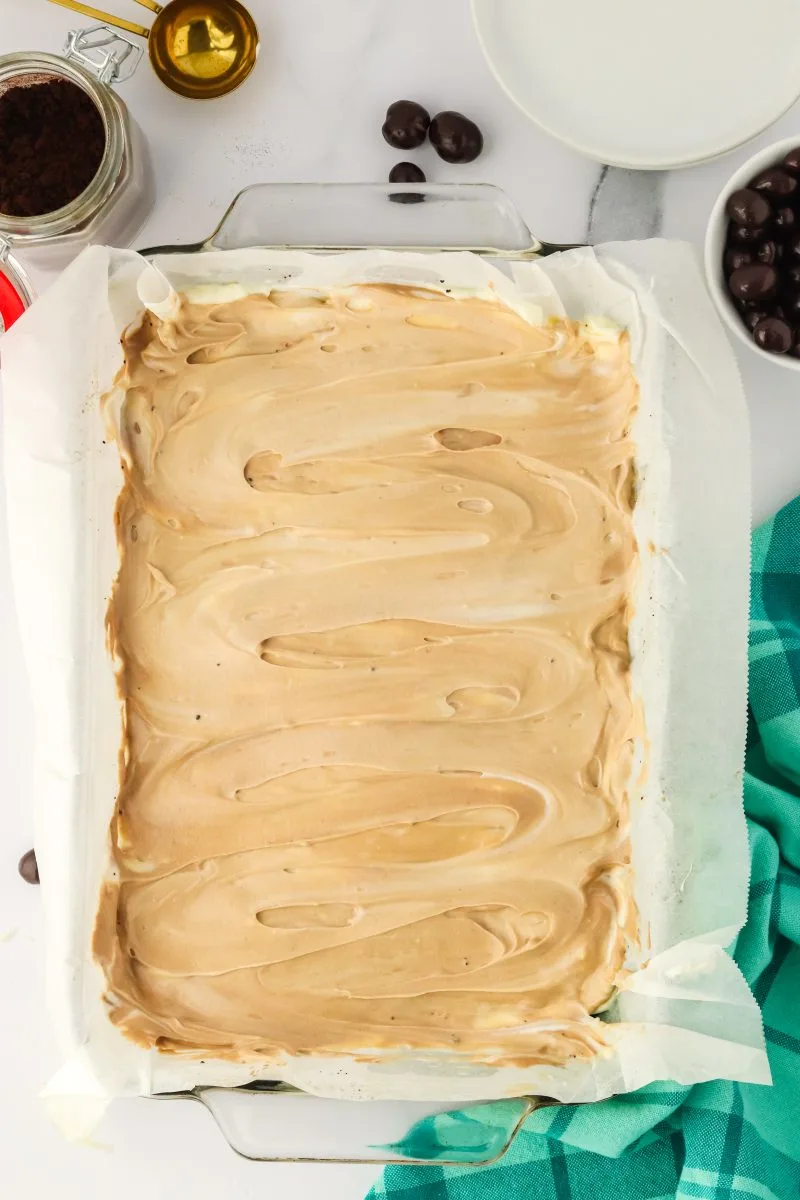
[587,166,665,244]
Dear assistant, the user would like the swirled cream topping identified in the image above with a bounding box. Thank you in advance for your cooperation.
[95,284,640,1067]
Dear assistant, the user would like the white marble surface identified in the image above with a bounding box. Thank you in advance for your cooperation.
[2,1,800,1196]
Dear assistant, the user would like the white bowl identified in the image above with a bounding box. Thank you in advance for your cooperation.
[704,136,800,371]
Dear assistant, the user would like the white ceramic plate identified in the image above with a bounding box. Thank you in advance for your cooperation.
[472,0,800,169]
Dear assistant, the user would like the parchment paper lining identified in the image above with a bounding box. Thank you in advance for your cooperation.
[1,241,764,1115]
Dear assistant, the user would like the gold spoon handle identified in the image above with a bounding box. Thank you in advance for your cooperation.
[130,0,162,12]
[46,0,150,38]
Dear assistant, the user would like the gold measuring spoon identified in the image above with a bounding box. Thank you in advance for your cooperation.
[47,0,259,98]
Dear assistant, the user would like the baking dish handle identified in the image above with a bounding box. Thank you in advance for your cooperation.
[141,183,576,259]
[163,1085,542,1165]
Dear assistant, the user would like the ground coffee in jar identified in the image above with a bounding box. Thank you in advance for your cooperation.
[0,77,106,218]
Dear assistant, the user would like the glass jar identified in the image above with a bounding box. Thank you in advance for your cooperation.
[0,26,154,325]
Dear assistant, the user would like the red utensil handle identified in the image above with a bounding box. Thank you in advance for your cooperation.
[0,270,26,331]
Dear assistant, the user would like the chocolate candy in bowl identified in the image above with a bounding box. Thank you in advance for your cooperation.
[429,110,484,164]
[705,137,800,366]
[783,263,800,291]
[753,316,793,353]
[725,188,771,228]
[382,100,430,150]
[783,147,800,175]
[728,263,777,304]
[774,206,797,238]
[728,223,768,246]
[756,240,780,266]
[388,161,426,204]
[743,308,771,332]
[781,292,800,322]
[724,248,753,272]
[751,168,797,199]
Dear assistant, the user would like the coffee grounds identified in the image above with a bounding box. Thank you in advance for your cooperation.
[0,78,106,218]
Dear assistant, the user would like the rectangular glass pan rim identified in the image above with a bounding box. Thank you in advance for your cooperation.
[138,181,580,260]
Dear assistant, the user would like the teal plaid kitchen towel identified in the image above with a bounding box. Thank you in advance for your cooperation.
[369,495,800,1200]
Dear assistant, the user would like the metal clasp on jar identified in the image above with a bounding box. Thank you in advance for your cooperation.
[63,25,143,86]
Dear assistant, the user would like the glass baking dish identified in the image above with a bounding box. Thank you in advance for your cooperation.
[141,180,575,260]
[136,182,570,1165]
